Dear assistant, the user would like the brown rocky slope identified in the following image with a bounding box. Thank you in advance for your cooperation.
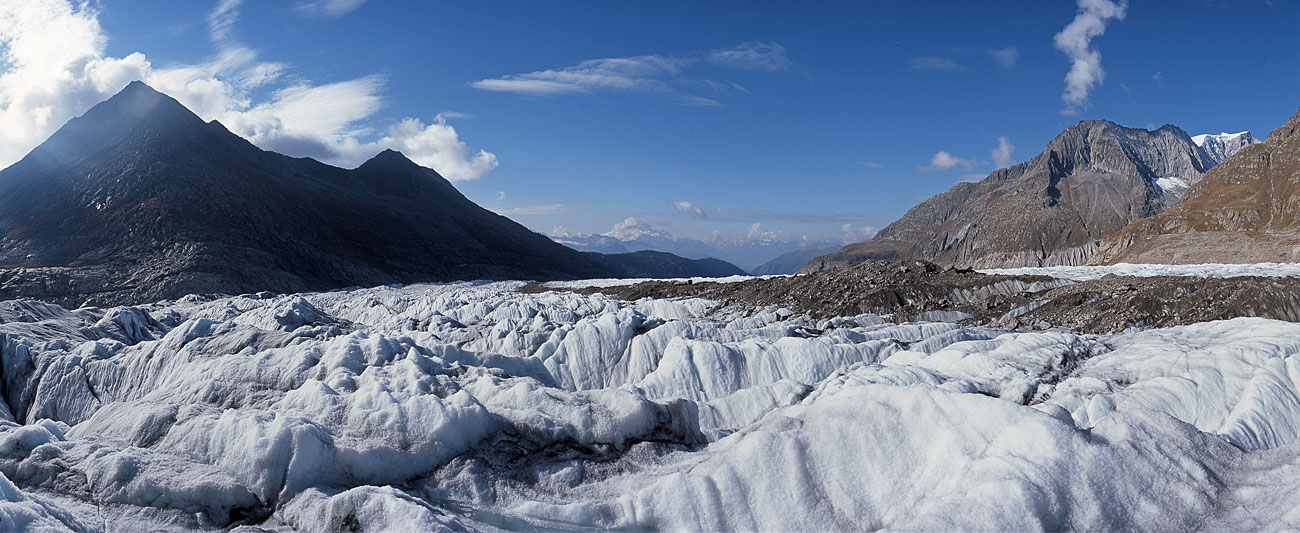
[1092,106,1300,264]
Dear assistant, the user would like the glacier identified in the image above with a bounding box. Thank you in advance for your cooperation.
[2,280,1300,530]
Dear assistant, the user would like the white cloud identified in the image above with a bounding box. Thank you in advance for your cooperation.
[919,151,977,172]
[988,46,1019,70]
[705,42,790,72]
[493,204,573,216]
[908,57,964,72]
[991,136,1015,168]
[495,191,506,201]
[958,173,987,183]
[0,0,497,180]
[469,42,788,106]
[1054,0,1128,114]
[604,217,667,240]
[673,201,706,218]
[840,224,876,243]
[745,223,781,243]
[295,0,368,17]
[856,161,883,168]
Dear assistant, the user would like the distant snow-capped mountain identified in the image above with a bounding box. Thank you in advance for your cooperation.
[1192,131,1259,163]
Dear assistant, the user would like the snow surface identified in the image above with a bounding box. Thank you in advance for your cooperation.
[3,281,1300,529]
[1154,175,1189,194]
[1191,131,1249,146]
[982,262,1300,281]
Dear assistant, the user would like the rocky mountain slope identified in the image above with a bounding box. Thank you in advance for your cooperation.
[1092,107,1300,264]
[1193,130,1259,162]
[802,121,1219,271]
[0,82,730,308]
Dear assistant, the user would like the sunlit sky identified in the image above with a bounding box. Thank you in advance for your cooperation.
[2,0,1297,244]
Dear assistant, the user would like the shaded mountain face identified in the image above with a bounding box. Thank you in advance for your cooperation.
[0,81,621,307]
[1092,107,1300,264]
[801,120,1218,271]
[583,251,746,278]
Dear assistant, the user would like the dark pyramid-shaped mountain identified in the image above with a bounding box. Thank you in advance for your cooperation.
[801,120,1218,271]
[0,82,732,307]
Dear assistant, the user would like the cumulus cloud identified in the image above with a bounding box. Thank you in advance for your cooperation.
[988,46,1019,70]
[295,0,368,17]
[469,42,788,106]
[840,224,877,243]
[604,217,667,240]
[1054,0,1128,115]
[0,0,497,180]
[919,151,977,172]
[673,201,706,218]
[492,204,573,216]
[991,136,1015,168]
[908,57,964,72]
[745,223,781,243]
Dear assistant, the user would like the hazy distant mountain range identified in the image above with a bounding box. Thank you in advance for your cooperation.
[802,119,1249,271]
[554,218,858,274]
[0,82,741,307]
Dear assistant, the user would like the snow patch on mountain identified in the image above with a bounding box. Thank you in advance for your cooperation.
[1192,131,1259,163]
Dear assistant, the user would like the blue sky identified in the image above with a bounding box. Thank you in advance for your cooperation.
[2,0,1297,244]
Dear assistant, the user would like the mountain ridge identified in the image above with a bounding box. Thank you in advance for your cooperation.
[1091,106,1300,264]
[801,119,1220,271]
[0,81,737,307]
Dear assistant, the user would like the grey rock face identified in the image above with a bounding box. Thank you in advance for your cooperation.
[803,120,1218,271]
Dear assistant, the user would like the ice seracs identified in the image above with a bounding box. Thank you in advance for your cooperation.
[4,275,1300,530]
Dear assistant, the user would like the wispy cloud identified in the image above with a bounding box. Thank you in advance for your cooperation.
[958,173,986,183]
[1054,0,1128,115]
[991,136,1015,168]
[919,151,977,172]
[908,57,964,72]
[0,0,497,180]
[469,42,789,106]
[1151,71,1164,87]
[493,204,573,216]
[295,0,368,18]
[988,46,1019,70]
[495,191,506,201]
[705,42,791,72]
[856,161,884,168]
[673,201,707,218]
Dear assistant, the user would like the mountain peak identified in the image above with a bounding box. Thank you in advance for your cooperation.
[359,148,421,170]
[23,81,206,167]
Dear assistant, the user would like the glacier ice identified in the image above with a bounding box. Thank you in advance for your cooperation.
[2,280,1300,530]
